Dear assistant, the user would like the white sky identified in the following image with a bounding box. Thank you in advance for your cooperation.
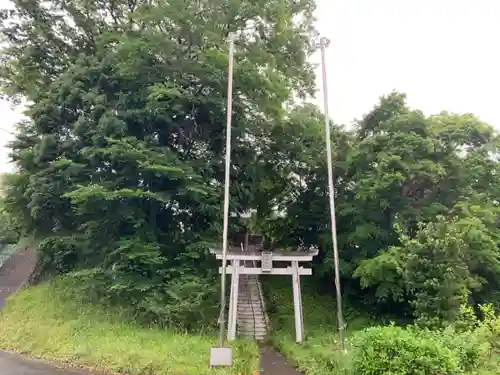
[1,0,500,172]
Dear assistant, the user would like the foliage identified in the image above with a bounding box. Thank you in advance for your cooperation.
[351,326,458,375]
[263,277,374,375]
[0,275,259,375]
[350,324,492,375]
[0,0,317,328]
[259,90,500,328]
[0,174,20,244]
[2,0,500,338]
[347,95,500,322]
[0,201,18,244]
[356,204,500,326]
[263,265,500,375]
[264,281,499,375]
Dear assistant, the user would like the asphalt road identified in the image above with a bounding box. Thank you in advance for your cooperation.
[0,352,97,375]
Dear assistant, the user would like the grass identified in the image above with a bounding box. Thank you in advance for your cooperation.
[262,277,374,375]
[0,275,259,375]
[262,277,500,375]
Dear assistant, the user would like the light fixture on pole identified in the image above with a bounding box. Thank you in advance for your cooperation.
[210,32,236,368]
[239,209,256,251]
[315,35,346,352]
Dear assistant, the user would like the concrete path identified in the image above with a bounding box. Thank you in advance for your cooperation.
[259,345,303,375]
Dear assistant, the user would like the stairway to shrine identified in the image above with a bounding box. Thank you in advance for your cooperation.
[237,270,269,341]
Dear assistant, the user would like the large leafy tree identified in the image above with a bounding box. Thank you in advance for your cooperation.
[0,0,317,326]
[3,0,500,328]
[349,93,500,319]
[261,91,500,323]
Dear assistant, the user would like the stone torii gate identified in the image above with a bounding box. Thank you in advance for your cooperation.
[210,247,318,343]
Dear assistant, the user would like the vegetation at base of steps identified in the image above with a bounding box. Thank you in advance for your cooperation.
[262,277,373,374]
[263,278,500,375]
[0,275,259,375]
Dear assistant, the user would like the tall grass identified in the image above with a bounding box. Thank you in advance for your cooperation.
[261,276,374,374]
[262,277,500,375]
[0,275,259,375]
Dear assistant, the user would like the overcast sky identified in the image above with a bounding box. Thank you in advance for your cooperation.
[1,0,500,172]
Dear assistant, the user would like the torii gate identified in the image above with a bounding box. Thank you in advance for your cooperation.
[210,247,318,343]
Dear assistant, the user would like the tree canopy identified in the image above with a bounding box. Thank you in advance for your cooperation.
[2,0,500,329]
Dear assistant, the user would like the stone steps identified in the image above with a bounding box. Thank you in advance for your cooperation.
[235,265,269,341]
[238,323,267,329]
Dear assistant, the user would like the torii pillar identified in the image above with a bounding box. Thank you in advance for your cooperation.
[211,248,318,343]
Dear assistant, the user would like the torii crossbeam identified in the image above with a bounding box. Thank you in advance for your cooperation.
[210,247,318,343]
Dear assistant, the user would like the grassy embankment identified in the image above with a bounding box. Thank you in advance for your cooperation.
[262,277,373,374]
[263,277,500,375]
[0,275,259,375]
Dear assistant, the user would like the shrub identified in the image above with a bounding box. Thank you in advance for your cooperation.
[350,325,460,375]
[349,323,496,375]
[37,235,82,275]
[436,327,490,372]
[69,268,219,331]
[478,304,500,353]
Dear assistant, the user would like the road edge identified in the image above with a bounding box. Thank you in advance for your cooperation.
[0,351,114,375]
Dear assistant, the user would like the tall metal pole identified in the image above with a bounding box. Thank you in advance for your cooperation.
[218,32,236,347]
[318,36,346,351]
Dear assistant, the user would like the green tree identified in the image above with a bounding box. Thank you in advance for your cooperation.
[352,93,500,321]
[1,0,318,327]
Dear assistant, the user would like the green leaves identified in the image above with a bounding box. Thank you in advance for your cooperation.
[3,0,500,333]
[350,325,488,375]
[65,185,169,204]
[1,0,319,329]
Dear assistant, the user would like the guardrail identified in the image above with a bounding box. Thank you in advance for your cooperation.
[0,244,17,269]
